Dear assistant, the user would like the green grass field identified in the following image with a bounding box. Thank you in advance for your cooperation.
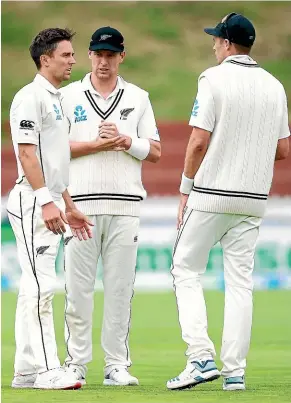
[2,291,291,403]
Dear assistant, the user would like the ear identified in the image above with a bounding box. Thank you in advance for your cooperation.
[40,54,49,68]
[224,39,231,50]
[120,51,126,64]
[88,50,92,59]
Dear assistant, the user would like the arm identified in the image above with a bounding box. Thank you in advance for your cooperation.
[70,136,127,159]
[62,189,93,240]
[18,144,45,190]
[145,139,161,163]
[183,127,211,179]
[18,143,69,235]
[177,75,215,228]
[99,95,161,163]
[126,95,161,163]
[275,89,290,160]
[275,138,290,160]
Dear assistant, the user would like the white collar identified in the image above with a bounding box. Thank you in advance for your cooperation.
[222,54,258,66]
[33,74,61,95]
[81,73,124,99]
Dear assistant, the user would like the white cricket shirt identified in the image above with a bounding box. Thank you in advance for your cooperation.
[61,74,159,216]
[187,54,290,217]
[10,74,70,200]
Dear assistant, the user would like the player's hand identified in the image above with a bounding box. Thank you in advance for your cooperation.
[42,202,68,235]
[117,135,132,150]
[98,121,119,139]
[65,208,94,241]
[177,194,189,230]
[95,136,127,151]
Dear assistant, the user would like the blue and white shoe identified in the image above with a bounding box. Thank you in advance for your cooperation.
[167,359,220,390]
[223,376,245,391]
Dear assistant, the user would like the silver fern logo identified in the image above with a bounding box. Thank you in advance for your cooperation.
[36,246,50,257]
[100,34,112,41]
[120,108,134,120]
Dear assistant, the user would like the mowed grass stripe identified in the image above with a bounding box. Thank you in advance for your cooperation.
[2,291,291,402]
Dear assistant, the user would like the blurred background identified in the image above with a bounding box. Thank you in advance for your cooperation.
[2,1,291,291]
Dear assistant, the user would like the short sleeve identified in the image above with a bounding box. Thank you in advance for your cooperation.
[279,89,290,139]
[11,92,42,145]
[137,96,160,141]
[189,76,215,132]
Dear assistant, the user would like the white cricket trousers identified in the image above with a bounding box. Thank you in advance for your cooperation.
[172,208,262,377]
[7,187,63,374]
[64,214,139,375]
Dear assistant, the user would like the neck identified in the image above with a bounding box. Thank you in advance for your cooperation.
[90,73,118,98]
[38,70,61,89]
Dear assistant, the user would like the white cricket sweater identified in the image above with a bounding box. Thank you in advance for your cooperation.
[188,55,290,218]
[60,74,159,216]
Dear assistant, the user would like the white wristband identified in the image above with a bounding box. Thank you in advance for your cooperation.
[126,138,150,161]
[179,173,194,195]
[34,187,53,207]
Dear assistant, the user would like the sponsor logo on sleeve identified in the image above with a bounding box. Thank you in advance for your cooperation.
[191,99,199,117]
[74,105,88,123]
[19,120,35,130]
[53,104,62,120]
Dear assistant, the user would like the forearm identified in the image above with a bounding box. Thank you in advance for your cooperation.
[62,189,76,211]
[19,151,45,191]
[145,140,161,163]
[179,133,209,194]
[70,141,99,158]
[126,138,161,162]
[184,141,208,179]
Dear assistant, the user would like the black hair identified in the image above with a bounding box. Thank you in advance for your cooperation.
[29,28,75,69]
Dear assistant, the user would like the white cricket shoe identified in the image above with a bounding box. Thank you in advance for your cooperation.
[223,376,246,391]
[167,359,220,390]
[65,365,86,386]
[12,373,37,389]
[33,367,82,390]
[103,368,139,386]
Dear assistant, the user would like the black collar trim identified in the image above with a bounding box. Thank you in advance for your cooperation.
[228,60,259,68]
[84,89,124,120]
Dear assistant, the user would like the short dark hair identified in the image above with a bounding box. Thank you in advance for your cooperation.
[29,28,75,69]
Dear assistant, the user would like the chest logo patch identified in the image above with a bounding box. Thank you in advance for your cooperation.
[120,108,134,120]
[74,105,88,123]
[53,104,62,120]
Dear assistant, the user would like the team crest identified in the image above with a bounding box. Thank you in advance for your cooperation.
[120,108,134,120]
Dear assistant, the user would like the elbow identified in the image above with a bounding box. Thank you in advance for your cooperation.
[276,150,289,160]
[18,149,29,163]
[191,139,208,153]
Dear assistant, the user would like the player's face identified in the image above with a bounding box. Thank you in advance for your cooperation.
[89,50,125,80]
[44,40,76,83]
[212,37,229,64]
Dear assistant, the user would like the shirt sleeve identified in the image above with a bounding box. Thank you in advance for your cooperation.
[279,89,290,139]
[137,95,160,141]
[12,92,42,145]
[189,76,215,132]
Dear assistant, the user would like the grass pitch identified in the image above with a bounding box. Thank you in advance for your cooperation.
[2,291,291,402]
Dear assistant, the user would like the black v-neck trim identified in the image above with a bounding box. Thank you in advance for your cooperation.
[85,89,124,120]
[228,60,259,68]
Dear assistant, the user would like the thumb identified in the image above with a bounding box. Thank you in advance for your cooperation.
[84,216,94,226]
[60,210,68,224]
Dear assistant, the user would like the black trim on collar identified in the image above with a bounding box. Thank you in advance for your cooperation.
[228,60,259,68]
[84,89,124,120]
